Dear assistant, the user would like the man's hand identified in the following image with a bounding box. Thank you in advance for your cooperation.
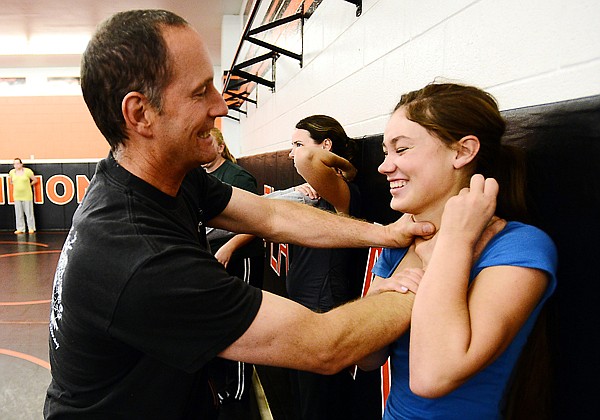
[367,268,424,296]
[386,213,436,249]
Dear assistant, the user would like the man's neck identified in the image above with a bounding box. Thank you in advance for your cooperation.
[112,148,185,197]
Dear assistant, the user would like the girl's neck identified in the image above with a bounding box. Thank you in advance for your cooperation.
[203,155,225,173]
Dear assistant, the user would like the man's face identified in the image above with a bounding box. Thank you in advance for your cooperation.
[151,26,228,172]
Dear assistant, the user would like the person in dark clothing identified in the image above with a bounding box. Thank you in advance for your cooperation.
[286,115,366,420]
[204,127,264,420]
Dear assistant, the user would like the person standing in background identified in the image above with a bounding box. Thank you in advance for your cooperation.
[8,158,38,234]
[213,116,377,419]
[286,115,367,420]
[203,127,265,420]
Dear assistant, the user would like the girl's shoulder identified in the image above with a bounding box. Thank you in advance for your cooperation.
[476,221,558,282]
[491,221,556,256]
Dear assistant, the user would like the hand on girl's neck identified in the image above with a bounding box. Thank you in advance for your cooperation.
[411,209,443,233]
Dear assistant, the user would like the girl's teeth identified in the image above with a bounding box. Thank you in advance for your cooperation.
[391,180,407,188]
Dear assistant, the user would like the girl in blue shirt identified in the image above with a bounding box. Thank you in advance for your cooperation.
[358,83,557,419]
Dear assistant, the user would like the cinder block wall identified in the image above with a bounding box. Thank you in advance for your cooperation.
[227,0,600,157]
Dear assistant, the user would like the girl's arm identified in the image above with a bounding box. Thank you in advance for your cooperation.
[214,234,257,267]
[292,147,355,214]
[408,175,549,398]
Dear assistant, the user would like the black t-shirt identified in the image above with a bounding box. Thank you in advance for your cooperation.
[45,155,262,419]
[287,182,367,311]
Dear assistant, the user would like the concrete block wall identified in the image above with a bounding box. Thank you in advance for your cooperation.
[225,0,600,157]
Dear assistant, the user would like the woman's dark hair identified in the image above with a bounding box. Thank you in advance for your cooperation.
[395,82,529,222]
[80,10,188,150]
[295,115,358,165]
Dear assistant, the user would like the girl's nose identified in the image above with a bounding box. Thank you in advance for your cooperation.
[378,156,392,174]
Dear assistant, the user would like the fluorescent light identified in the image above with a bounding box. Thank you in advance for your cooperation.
[0,34,90,55]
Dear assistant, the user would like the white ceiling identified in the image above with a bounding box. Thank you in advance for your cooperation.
[0,0,244,69]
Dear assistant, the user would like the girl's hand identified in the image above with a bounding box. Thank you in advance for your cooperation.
[367,268,424,296]
[439,174,499,247]
[337,165,357,182]
[294,183,320,200]
[214,245,233,268]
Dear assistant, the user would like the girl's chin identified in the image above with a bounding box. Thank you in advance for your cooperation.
[390,198,409,213]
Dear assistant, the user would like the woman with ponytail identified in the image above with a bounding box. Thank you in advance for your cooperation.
[358,83,557,419]
[286,115,367,420]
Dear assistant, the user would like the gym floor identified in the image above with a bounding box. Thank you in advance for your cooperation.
[0,231,279,420]
[0,231,65,419]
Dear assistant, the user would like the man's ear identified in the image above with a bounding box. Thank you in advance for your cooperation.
[322,138,333,151]
[122,92,153,137]
[453,135,480,169]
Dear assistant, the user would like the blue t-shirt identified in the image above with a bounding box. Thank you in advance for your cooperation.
[373,222,557,419]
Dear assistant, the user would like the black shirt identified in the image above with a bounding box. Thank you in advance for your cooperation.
[45,155,262,419]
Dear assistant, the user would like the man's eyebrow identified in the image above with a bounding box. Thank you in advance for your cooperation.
[194,77,213,90]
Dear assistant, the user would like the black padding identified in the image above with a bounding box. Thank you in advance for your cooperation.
[238,95,600,419]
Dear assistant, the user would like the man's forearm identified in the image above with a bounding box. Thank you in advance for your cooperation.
[210,188,433,250]
[314,291,414,373]
[265,199,389,248]
[221,290,414,374]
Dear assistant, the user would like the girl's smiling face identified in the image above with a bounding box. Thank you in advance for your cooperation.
[378,107,463,220]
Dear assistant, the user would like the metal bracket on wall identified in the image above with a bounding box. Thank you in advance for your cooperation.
[222,0,305,120]
[343,0,362,17]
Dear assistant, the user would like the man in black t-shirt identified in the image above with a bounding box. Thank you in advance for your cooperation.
[44,10,439,419]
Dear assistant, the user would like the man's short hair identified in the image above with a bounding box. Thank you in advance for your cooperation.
[80,10,188,150]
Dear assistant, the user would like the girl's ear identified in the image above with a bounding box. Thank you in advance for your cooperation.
[453,135,480,169]
[322,138,333,151]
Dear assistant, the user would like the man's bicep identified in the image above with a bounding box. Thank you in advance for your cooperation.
[208,187,273,234]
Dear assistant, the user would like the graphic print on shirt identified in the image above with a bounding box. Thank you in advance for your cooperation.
[49,229,77,350]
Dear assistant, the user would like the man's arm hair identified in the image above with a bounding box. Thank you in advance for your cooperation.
[219,290,413,374]
[208,187,434,249]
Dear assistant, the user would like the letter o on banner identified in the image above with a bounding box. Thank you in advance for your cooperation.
[46,175,75,205]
